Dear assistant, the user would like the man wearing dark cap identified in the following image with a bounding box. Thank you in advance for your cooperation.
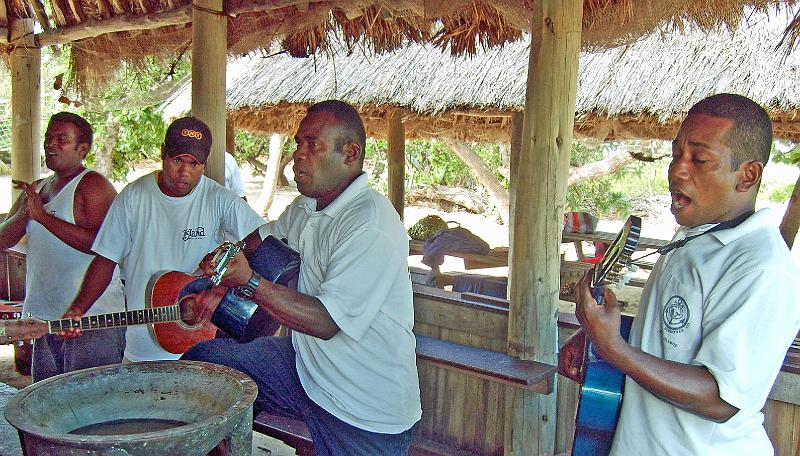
[66,116,265,362]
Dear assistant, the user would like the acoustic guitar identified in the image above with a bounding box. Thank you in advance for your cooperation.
[560,215,641,456]
[0,235,301,354]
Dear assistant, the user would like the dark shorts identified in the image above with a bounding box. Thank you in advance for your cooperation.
[182,336,416,456]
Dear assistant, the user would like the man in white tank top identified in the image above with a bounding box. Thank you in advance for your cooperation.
[0,112,126,382]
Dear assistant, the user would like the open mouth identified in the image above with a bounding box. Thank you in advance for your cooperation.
[671,190,691,210]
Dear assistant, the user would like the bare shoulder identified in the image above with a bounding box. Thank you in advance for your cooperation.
[76,170,117,197]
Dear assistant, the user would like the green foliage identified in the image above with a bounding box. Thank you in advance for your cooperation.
[61,51,192,181]
[82,108,168,181]
[772,142,800,166]
[565,142,631,217]
[406,139,474,188]
[766,183,796,203]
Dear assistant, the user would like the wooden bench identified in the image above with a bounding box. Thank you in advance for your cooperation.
[253,412,481,456]
[253,334,556,455]
[408,239,509,269]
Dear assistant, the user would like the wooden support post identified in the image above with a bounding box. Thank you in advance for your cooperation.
[387,109,405,218]
[10,18,41,201]
[226,118,236,155]
[191,0,226,185]
[505,0,582,455]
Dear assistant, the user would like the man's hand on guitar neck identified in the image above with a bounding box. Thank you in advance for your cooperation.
[58,307,84,339]
[574,270,627,361]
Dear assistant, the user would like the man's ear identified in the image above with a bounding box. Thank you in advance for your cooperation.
[342,142,362,166]
[78,143,90,159]
[161,144,168,161]
[735,160,763,192]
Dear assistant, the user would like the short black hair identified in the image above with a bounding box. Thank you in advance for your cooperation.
[307,100,367,160]
[687,93,772,168]
[48,112,93,149]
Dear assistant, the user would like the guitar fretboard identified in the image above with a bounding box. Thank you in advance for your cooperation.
[47,305,182,333]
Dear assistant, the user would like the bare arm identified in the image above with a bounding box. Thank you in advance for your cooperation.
[18,172,117,254]
[574,272,738,422]
[202,234,340,340]
[0,189,32,249]
[65,254,117,318]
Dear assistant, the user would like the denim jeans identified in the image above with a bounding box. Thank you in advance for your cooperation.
[182,336,416,456]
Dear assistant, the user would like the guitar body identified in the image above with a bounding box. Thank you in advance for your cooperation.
[146,271,219,354]
[571,315,633,456]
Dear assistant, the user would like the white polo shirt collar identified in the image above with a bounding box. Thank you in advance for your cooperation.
[300,172,369,218]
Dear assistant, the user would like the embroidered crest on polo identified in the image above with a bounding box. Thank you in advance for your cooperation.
[663,295,690,333]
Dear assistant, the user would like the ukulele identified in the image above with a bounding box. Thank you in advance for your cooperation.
[0,235,300,353]
[560,215,641,456]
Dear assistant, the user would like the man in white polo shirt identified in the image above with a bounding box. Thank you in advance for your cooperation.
[571,93,800,455]
[183,100,421,455]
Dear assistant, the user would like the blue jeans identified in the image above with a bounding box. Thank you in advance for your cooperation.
[182,336,416,456]
[32,327,126,382]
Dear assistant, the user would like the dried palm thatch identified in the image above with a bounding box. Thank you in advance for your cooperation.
[162,5,800,143]
[1,0,793,93]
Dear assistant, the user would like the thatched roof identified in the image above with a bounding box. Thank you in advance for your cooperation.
[1,1,793,92]
[162,6,800,143]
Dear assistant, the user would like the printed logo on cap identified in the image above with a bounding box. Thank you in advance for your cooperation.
[181,129,203,140]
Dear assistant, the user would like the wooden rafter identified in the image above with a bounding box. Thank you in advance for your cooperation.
[34,4,192,46]
[30,0,51,30]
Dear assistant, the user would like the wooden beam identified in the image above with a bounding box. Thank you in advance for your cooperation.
[10,18,42,201]
[30,0,52,31]
[387,109,405,218]
[33,5,192,47]
[505,0,583,454]
[225,118,236,155]
[192,0,227,185]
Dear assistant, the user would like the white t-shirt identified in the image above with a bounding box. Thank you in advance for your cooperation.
[92,171,264,361]
[224,152,247,198]
[25,169,124,320]
[611,208,800,456]
[258,173,422,434]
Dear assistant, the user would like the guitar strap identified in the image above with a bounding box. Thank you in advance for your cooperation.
[632,210,754,262]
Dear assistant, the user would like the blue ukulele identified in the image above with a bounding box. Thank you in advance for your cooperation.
[561,215,641,456]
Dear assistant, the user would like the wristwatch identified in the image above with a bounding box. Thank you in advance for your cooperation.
[235,271,261,299]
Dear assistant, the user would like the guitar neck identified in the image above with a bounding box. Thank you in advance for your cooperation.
[47,305,182,334]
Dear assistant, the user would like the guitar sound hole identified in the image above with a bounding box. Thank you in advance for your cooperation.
[177,295,203,328]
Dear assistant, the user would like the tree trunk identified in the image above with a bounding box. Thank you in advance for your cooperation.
[95,112,119,178]
[256,133,284,218]
[443,138,510,225]
[780,172,800,249]
[567,149,635,186]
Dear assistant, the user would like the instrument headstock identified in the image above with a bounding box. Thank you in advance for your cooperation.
[591,216,641,292]
[208,241,245,286]
[0,319,49,344]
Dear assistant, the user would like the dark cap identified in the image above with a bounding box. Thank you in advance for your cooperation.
[163,116,212,164]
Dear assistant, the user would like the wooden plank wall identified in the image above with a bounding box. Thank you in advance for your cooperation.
[414,286,510,455]
[412,285,800,455]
